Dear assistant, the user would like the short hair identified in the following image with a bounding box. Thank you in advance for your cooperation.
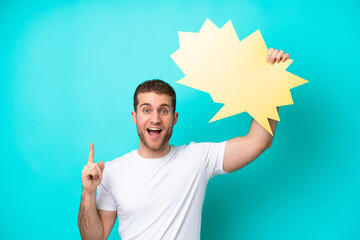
[133,79,176,113]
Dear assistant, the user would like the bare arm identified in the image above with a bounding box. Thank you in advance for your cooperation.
[78,143,117,240]
[223,48,288,173]
[78,192,117,240]
[223,115,277,173]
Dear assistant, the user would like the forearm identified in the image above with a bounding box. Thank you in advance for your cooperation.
[247,108,278,148]
[78,192,104,240]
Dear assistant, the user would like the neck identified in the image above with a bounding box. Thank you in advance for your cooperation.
[137,142,171,158]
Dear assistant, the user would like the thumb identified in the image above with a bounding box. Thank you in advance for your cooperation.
[99,160,105,170]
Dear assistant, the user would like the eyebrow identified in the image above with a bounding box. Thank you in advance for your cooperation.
[139,103,171,108]
[159,104,171,108]
[139,103,151,108]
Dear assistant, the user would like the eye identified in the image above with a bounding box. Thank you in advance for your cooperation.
[160,109,168,114]
[143,109,150,114]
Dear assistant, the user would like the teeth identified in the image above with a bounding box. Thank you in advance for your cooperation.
[148,127,161,131]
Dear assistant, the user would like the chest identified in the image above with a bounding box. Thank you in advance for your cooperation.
[110,152,207,217]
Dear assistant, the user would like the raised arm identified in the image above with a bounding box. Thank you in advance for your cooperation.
[223,48,289,173]
[78,143,117,240]
[223,112,278,173]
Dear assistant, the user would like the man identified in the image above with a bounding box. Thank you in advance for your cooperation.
[78,48,290,240]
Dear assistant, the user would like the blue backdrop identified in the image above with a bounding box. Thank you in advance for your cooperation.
[1,0,359,239]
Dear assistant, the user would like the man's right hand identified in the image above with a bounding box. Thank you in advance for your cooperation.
[81,143,105,195]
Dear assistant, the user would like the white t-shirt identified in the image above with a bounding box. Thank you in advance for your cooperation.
[96,141,228,240]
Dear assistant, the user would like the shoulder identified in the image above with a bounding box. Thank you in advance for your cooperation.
[173,141,226,158]
[103,150,137,174]
[187,141,227,152]
[171,142,202,155]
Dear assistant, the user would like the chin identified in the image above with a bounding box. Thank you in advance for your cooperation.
[145,140,168,152]
[137,127,173,152]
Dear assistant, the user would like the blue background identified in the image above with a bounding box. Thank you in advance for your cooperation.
[1,0,359,239]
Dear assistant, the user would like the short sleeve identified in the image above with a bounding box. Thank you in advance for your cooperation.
[95,165,117,211]
[191,141,228,179]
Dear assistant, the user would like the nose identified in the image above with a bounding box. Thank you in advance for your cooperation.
[150,112,161,124]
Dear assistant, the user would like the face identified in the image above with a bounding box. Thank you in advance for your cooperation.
[132,92,178,154]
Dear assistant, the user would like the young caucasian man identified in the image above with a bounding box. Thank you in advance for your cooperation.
[78,48,289,240]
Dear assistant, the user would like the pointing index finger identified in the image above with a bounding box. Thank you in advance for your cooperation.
[88,143,94,164]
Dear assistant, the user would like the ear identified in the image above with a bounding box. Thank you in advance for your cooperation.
[173,112,179,125]
[131,111,137,124]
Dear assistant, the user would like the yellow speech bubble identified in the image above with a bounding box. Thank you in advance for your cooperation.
[171,19,308,135]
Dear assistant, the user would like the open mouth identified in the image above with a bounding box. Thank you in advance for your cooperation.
[147,127,162,138]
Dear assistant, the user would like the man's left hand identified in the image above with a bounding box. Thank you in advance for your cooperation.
[266,48,290,65]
